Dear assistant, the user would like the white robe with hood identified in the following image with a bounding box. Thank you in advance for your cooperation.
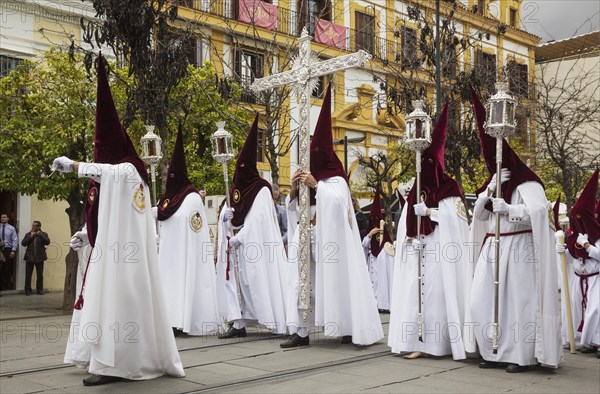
[158,192,220,335]
[215,187,288,334]
[285,176,384,345]
[470,181,562,367]
[388,196,471,359]
[64,162,184,379]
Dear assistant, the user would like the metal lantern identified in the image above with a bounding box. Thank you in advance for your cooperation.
[485,82,517,139]
[404,100,432,152]
[211,121,234,164]
[140,125,163,165]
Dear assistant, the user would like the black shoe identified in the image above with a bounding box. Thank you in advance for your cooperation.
[580,346,597,354]
[218,326,247,339]
[280,334,309,348]
[25,290,31,296]
[479,360,501,369]
[505,364,528,373]
[172,328,183,337]
[37,290,44,295]
[341,335,353,344]
[82,374,123,386]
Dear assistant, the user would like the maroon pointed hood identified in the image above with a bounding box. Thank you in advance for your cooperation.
[470,87,542,203]
[406,104,463,237]
[310,84,348,184]
[157,126,198,221]
[595,198,600,223]
[365,184,392,257]
[230,114,271,226]
[567,169,600,259]
[85,55,148,248]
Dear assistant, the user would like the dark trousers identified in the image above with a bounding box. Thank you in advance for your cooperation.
[1,248,15,290]
[25,261,44,292]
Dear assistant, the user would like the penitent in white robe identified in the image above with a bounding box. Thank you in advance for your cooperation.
[64,241,92,367]
[560,240,600,349]
[64,162,184,380]
[388,197,471,359]
[158,192,220,335]
[285,177,384,345]
[215,187,288,334]
[470,182,562,368]
[362,236,395,311]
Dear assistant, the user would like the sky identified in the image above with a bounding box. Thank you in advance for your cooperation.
[519,0,600,43]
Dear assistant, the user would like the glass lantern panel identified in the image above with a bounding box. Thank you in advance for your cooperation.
[505,102,515,125]
[405,120,414,139]
[491,101,504,124]
[219,138,227,155]
[148,140,156,156]
[415,119,423,139]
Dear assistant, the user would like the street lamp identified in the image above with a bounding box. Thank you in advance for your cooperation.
[403,99,432,343]
[210,121,235,208]
[140,124,163,207]
[332,135,366,173]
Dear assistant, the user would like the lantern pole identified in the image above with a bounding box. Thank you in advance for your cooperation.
[404,100,432,343]
[140,125,163,231]
[484,82,516,354]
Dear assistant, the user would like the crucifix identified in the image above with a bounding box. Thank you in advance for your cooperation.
[250,27,371,318]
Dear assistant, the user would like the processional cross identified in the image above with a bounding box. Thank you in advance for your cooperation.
[250,28,371,317]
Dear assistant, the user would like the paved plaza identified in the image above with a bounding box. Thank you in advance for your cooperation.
[1,292,599,393]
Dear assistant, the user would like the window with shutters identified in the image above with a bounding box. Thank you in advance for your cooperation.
[507,60,528,98]
[297,0,331,34]
[0,56,23,78]
[234,49,264,103]
[477,0,486,15]
[401,27,419,68]
[355,11,375,54]
[195,38,211,67]
[475,49,496,91]
[442,44,457,78]
[509,8,517,28]
[257,126,266,162]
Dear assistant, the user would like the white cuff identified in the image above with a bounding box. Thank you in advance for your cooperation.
[587,245,600,261]
[429,208,439,223]
[507,204,530,224]
[78,162,102,182]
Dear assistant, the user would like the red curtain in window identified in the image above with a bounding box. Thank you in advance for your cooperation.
[239,0,278,31]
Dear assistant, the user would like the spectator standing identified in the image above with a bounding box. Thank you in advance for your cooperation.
[0,213,18,291]
[21,221,50,295]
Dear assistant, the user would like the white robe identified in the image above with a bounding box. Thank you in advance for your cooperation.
[64,243,92,367]
[285,177,384,345]
[67,162,184,380]
[158,192,220,335]
[215,187,288,334]
[560,240,600,349]
[388,197,471,359]
[470,182,562,367]
[362,236,395,311]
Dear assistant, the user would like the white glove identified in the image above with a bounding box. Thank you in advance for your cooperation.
[69,236,83,251]
[52,156,75,173]
[412,239,424,251]
[413,202,428,217]
[151,206,158,219]
[488,169,511,192]
[492,198,509,215]
[577,233,589,247]
[73,229,89,246]
[555,243,565,254]
[222,208,234,222]
[228,236,241,248]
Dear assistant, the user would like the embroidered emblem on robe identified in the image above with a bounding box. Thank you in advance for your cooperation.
[190,211,203,232]
[456,199,468,222]
[132,183,146,213]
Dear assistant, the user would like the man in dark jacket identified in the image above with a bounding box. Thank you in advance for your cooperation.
[21,221,50,295]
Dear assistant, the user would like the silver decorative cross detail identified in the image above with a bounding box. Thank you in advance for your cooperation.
[251,27,372,318]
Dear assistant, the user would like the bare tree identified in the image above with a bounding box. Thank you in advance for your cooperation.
[536,55,600,207]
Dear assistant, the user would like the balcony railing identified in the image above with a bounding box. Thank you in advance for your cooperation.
[189,0,396,63]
